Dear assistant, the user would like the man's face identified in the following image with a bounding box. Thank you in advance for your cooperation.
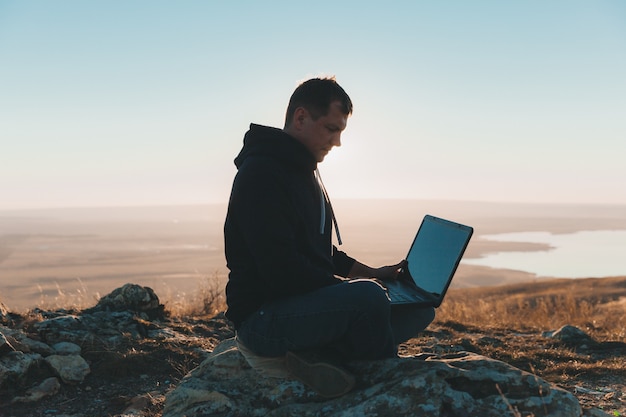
[292,101,348,162]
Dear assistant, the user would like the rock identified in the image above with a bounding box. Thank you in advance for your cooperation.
[45,354,90,384]
[0,351,42,388]
[1,283,174,401]
[0,302,12,326]
[15,336,56,356]
[80,310,153,340]
[0,327,54,356]
[12,377,61,403]
[86,283,164,319]
[34,315,88,345]
[52,342,81,355]
[3,325,55,356]
[163,338,583,417]
[36,309,155,346]
[544,325,596,349]
[121,393,154,415]
[0,331,15,355]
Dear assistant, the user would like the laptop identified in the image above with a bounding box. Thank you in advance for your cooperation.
[383,214,473,307]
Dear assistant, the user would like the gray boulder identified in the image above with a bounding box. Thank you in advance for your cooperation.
[0,331,15,355]
[163,338,583,417]
[1,326,56,356]
[85,283,164,319]
[45,354,90,384]
[0,351,42,388]
[35,309,155,346]
[12,335,56,356]
[52,341,82,355]
[544,325,596,349]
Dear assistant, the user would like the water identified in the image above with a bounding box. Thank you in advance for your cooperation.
[464,230,626,278]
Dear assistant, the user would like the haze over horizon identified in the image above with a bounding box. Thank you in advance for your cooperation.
[1,1,625,210]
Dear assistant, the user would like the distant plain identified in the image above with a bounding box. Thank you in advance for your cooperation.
[2,200,626,312]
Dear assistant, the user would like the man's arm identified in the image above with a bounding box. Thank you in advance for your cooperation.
[347,259,406,281]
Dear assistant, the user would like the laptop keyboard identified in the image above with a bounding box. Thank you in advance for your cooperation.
[384,281,428,304]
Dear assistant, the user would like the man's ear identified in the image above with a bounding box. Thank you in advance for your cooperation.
[292,107,308,130]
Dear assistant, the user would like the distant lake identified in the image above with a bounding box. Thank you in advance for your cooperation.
[464,230,626,278]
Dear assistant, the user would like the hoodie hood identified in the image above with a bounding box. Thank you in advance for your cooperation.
[234,124,317,172]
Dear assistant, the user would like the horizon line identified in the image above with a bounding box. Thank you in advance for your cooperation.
[2,197,626,213]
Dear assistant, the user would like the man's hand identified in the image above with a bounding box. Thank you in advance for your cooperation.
[373,260,407,281]
[348,259,407,281]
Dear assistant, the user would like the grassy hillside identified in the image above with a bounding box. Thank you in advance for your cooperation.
[438,276,626,342]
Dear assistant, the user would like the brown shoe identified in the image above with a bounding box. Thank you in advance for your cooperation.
[285,351,355,398]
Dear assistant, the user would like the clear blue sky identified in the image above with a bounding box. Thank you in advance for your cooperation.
[1,1,625,209]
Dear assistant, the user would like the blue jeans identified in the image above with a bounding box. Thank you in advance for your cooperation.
[237,279,435,360]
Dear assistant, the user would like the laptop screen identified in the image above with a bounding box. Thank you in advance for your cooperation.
[405,215,473,299]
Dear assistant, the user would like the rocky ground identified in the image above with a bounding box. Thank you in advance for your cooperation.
[1,285,625,417]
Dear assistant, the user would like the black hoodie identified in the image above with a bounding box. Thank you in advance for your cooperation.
[224,124,355,328]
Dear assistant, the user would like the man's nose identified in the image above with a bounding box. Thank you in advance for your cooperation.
[331,135,342,147]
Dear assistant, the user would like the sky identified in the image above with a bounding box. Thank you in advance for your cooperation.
[1,1,625,210]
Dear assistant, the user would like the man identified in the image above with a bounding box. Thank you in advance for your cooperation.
[224,77,434,398]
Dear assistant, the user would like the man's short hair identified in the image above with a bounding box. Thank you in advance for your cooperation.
[284,77,353,127]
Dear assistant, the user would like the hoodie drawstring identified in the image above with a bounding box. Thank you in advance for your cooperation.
[314,168,342,246]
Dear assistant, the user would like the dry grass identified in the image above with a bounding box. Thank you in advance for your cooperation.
[164,273,227,317]
[6,275,227,319]
[34,278,99,312]
[438,276,626,342]
[439,293,595,332]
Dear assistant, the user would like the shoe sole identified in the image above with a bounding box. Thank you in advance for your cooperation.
[285,351,355,398]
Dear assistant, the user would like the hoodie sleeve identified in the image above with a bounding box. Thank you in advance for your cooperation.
[229,158,342,298]
[333,245,356,277]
